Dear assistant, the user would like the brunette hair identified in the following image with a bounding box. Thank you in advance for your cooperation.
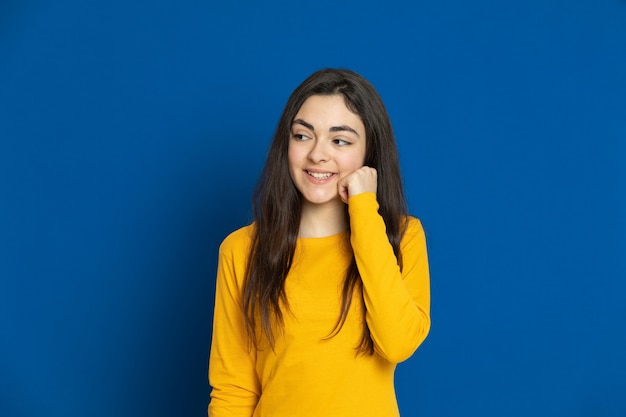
[242,68,408,354]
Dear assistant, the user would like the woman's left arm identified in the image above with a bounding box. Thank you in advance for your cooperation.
[348,192,431,363]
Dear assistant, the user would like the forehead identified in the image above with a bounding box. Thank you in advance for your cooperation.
[294,95,364,132]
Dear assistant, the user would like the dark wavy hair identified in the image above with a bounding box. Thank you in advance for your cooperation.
[242,68,408,354]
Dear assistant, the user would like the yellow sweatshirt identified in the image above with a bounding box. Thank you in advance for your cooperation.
[208,192,430,417]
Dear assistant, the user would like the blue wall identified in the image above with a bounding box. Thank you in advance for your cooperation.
[1,1,625,416]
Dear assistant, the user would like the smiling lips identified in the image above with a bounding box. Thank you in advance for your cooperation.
[306,170,335,180]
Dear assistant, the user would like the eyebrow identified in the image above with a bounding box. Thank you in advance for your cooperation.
[292,119,314,131]
[292,119,360,137]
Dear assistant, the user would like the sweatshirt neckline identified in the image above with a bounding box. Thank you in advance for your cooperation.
[297,230,349,242]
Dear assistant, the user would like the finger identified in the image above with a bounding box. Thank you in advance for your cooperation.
[338,181,349,204]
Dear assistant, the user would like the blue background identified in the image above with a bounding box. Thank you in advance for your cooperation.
[1,0,625,416]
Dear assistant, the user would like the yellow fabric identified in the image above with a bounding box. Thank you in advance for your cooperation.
[208,192,430,417]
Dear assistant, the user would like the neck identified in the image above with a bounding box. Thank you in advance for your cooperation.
[298,198,347,238]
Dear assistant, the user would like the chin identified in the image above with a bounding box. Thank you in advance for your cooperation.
[302,194,342,206]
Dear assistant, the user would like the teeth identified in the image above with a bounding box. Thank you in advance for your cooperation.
[307,171,333,179]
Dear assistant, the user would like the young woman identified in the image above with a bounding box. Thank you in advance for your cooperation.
[208,68,430,417]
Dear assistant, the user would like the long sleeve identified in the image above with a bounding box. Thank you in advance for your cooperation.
[348,192,431,363]
[208,229,260,417]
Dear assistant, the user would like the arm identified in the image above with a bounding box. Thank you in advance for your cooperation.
[208,232,260,417]
[348,192,431,363]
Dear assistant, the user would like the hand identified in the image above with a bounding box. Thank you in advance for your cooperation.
[338,166,377,204]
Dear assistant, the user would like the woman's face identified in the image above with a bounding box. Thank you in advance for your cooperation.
[288,94,366,208]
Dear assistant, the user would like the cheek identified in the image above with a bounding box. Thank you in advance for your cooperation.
[287,144,296,161]
[287,145,301,176]
[343,149,366,171]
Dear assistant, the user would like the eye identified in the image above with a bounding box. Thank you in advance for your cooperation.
[332,138,351,146]
[293,133,310,141]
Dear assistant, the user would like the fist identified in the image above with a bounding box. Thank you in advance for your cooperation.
[338,166,377,204]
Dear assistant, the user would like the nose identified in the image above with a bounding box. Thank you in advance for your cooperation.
[307,139,329,164]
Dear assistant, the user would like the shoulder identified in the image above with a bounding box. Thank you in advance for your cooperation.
[404,215,424,235]
[401,216,427,247]
[219,223,255,259]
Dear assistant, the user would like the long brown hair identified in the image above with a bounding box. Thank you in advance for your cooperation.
[242,68,408,354]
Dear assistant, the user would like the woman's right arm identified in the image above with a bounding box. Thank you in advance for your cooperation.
[208,233,260,417]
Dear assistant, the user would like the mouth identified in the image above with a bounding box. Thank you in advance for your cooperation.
[305,170,336,180]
